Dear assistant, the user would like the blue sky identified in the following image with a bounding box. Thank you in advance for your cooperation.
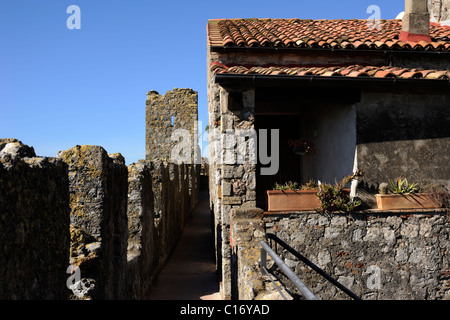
[0,0,405,164]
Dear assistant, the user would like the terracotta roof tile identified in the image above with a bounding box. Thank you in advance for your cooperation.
[207,18,450,51]
[211,63,450,80]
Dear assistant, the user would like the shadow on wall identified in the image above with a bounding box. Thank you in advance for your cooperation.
[355,92,450,191]
[357,92,450,144]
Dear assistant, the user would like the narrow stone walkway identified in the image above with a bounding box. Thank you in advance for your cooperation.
[147,191,221,300]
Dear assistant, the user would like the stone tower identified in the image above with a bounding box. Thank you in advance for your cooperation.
[145,88,199,163]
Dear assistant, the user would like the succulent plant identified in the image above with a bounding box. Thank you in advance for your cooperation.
[388,177,419,195]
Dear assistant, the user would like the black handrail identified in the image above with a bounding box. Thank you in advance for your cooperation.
[265,233,361,300]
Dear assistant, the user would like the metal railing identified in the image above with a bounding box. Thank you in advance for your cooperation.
[260,233,361,300]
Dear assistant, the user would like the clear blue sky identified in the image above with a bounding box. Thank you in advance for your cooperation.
[0,0,404,164]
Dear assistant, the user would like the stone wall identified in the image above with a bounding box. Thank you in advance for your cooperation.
[207,80,258,298]
[0,139,70,299]
[231,208,450,300]
[0,139,200,299]
[356,91,450,194]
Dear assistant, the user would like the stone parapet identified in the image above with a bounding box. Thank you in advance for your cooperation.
[230,208,266,299]
[0,138,201,300]
[229,207,450,300]
[0,139,70,299]
[263,210,450,300]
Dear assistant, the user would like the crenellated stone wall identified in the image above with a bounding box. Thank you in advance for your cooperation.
[0,140,200,300]
[126,160,200,299]
[60,147,200,299]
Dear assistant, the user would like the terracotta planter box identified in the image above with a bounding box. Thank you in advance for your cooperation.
[375,193,440,210]
[267,190,320,212]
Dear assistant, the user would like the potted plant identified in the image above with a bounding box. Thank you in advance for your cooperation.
[315,173,361,214]
[375,177,440,210]
[288,138,315,156]
[267,180,320,212]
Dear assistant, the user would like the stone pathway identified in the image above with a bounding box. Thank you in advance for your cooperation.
[147,191,221,300]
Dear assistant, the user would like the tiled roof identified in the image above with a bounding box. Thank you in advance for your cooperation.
[207,18,450,51]
[211,62,450,80]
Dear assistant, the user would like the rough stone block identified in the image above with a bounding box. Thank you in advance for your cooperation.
[0,138,36,161]
[222,181,232,196]
[58,145,128,299]
[222,165,244,179]
[0,139,70,299]
[222,196,242,205]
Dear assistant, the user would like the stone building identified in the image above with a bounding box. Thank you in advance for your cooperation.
[207,0,450,299]
[146,88,200,164]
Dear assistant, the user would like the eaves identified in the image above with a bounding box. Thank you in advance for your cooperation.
[214,73,450,90]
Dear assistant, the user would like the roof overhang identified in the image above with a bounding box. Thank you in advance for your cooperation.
[214,73,450,90]
[209,45,450,57]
